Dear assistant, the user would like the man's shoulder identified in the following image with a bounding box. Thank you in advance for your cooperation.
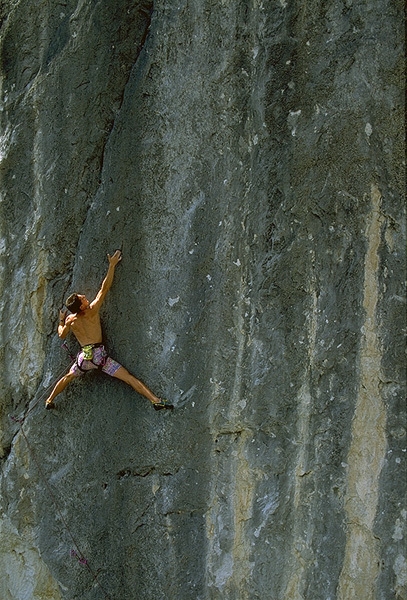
[88,301,101,314]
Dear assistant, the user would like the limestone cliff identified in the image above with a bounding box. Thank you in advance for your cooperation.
[0,1,405,599]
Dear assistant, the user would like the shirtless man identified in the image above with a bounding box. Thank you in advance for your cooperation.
[45,250,172,411]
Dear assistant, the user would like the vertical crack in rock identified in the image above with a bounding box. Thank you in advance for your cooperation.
[96,1,153,181]
[338,184,386,600]
[82,0,154,205]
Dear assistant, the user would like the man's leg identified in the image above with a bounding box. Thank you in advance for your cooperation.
[45,372,76,408]
[112,366,161,404]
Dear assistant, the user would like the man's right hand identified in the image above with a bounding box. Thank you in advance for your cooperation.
[59,309,67,323]
[108,250,122,267]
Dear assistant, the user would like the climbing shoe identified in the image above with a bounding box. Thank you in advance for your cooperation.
[45,401,55,410]
[153,400,174,411]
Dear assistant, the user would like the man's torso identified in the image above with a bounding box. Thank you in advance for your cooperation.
[69,308,103,346]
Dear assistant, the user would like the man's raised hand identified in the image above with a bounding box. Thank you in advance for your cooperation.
[108,250,122,266]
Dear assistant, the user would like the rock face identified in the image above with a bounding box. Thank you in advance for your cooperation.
[0,1,405,599]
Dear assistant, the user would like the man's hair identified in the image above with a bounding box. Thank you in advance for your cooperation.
[65,293,82,314]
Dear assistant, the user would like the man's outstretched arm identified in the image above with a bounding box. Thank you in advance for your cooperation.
[90,250,122,310]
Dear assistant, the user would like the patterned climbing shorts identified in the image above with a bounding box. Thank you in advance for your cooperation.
[70,345,122,377]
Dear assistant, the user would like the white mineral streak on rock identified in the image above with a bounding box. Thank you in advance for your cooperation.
[284,269,318,599]
[205,250,258,598]
[0,125,12,164]
[287,109,302,137]
[168,296,180,307]
[0,516,62,600]
[254,491,280,538]
[337,184,387,600]
[394,554,407,598]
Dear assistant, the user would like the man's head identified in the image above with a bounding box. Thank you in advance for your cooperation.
[65,293,89,313]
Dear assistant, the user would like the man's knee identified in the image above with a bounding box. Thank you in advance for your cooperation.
[63,372,76,384]
[113,366,130,381]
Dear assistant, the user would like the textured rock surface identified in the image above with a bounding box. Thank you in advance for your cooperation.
[0,1,405,599]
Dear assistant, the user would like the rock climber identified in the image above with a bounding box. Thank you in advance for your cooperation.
[45,250,173,411]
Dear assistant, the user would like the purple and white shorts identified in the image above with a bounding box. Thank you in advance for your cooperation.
[70,345,122,377]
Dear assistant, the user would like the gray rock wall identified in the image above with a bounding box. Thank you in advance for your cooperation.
[0,1,405,599]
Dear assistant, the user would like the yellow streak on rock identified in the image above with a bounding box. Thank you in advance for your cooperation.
[205,429,259,598]
[338,184,387,600]
[228,430,257,600]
